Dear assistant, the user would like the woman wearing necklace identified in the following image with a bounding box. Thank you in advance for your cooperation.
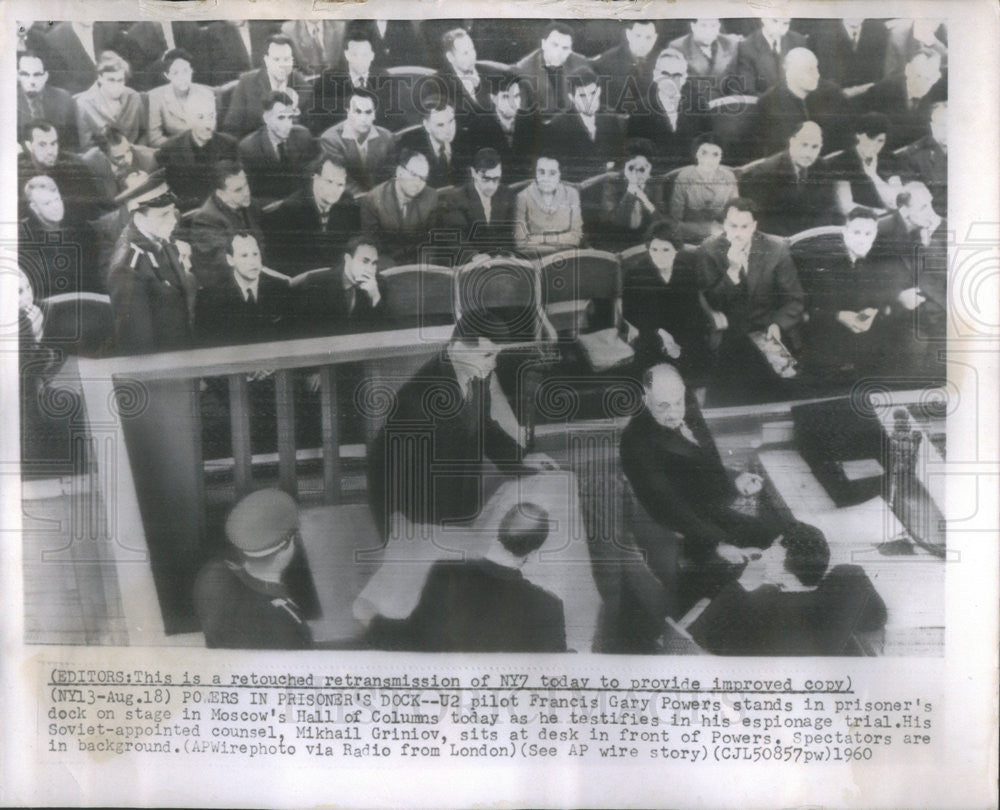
[513,153,583,256]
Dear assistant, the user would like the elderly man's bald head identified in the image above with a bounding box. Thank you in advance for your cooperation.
[784,48,820,96]
[642,364,687,429]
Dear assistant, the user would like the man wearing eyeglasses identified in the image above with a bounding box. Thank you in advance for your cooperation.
[438,148,516,256]
[194,489,313,649]
[360,148,440,264]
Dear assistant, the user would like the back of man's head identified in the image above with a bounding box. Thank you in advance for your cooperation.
[780,522,830,587]
[498,503,551,558]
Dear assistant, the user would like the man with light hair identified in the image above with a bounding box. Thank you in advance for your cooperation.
[441,28,490,117]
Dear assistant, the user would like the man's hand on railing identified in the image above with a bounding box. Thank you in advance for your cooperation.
[247,369,274,382]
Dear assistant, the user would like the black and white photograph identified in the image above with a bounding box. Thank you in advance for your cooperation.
[2,1,997,808]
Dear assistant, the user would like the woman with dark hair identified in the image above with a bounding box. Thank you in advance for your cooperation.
[597,138,667,251]
[622,220,713,385]
[668,133,739,243]
[826,112,903,216]
[513,153,583,255]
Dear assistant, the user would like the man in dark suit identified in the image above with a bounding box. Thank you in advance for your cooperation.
[809,19,889,92]
[795,208,896,377]
[17,52,78,151]
[222,34,315,139]
[295,235,386,337]
[438,28,492,122]
[360,149,440,264]
[366,503,566,652]
[689,522,887,655]
[155,92,239,212]
[313,26,390,131]
[621,364,782,608]
[738,120,836,237]
[362,19,425,69]
[195,231,291,347]
[437,148,517,254]
[186,160,267,288]
[751,47,850,157]
[667,19,741,98]
[280,19,346,77]
[263,155,361,277]
[397,97,473,189]
[199,20,281,86]
[238,91,318,205]
[466,71,541,184]
[18,119,111,224]
[696,198,805,404]
[544,66,627,183]
[736,17,808,95]
[625,48,708,169]
[857,48,945,150]
[514,22,590,117]
[591,20,661,113]
[107,172,197,355]
[366,311,544,539]
[318,88,396,196]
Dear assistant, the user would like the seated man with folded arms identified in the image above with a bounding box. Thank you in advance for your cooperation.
[187,160,266,288]
[688,521,887,656]
[437,147,517,256]
[263,154,361,278]
[621,364,784,612]
[513,153,583,256]
[194,230,291,348]
[365,503,566,653]
[360,149,440,265]
[238,91,318,206]
[195,489,313,650]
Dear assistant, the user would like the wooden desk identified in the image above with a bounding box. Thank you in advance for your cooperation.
[759,448,944,655]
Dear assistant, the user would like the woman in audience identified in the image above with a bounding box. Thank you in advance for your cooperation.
[668,133,739,244]
[514,153,583,256]
[146,49,217,148]
[826,112,903,217]
[623,221,713,387]
[598,139,667,251]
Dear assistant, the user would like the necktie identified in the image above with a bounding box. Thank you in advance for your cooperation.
[245,288,256,305]
[482,197,491,224]
[439,143,449,168]
[277,141,287,164]
[27,93,43,119]
[772,38,780,58]
[629,197,643,229]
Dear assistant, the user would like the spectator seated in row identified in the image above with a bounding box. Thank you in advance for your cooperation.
[145,48,217,148]
[155,91,238,212]
[82,124,159,202]
[195,231,291,347]
[514,153,583,256]
[896,99,946,216]
[396,95,473,189]
[264,154,361,277]
[668,133,739,243]
[688,521,887,656]
[17,51,78,151]
[667,18,741,98]
[238,91,318,205]
[437,147,517,254]
[295,235,386,337]
[74,50,146,151]
[315,24,390,131]
[736,17,807,95]
[738,120,834,237]
[592,19,660,114]
[360,148,440,265]
[465,71,541,184]
[318,87,395,196]
[826,112,903,217]
[513,22,589,118]
[438,27,492,121]
[187,159,266,287]
[598,139,667,251]
[858,48,945,150]
[622,222,713,385]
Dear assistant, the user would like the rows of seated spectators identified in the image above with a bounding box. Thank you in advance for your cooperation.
[17,17,948,397]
